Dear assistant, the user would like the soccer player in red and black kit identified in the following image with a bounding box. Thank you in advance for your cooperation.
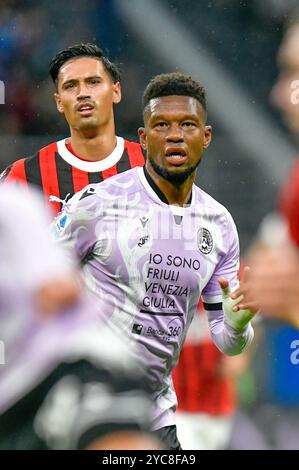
[0,43,144,215]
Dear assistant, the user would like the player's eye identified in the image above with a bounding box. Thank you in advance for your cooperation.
[182,121,197,128]
[154,122,168,128]
[64,82,75,89]
[88,78,101,85]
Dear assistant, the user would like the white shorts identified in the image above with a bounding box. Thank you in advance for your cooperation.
[176,411,233,450]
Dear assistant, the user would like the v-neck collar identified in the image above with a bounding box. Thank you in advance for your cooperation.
[142,166,192,206]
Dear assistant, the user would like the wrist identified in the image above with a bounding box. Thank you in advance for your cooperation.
[223,297,255,331]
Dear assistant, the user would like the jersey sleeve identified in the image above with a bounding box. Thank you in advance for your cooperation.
[0,159,27,187]
[201,209,240,309]
[53,185,101,263]
[200,210,254,355]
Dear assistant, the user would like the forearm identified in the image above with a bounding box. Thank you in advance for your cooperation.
[207,308,254,355]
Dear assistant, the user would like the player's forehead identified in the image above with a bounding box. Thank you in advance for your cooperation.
[58,56,107,83]
[146,95,204,121]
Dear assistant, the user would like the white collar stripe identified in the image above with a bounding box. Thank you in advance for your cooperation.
[56,137,124,172]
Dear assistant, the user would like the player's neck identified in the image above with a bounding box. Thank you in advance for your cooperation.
[145,163,194,206]
[69,125,117,162]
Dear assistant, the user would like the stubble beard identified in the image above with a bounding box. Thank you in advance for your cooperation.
[148,155,202,185]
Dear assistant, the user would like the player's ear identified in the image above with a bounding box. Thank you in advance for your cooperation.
[203,125,212,149]
[54,93,64,113]
[112,82,121,104]
[138,127,147,150]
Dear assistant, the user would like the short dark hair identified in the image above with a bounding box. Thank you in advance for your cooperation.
[49,43,120,86]
[143,72,207,117]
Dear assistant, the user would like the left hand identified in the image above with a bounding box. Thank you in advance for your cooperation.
[218,270,259,331]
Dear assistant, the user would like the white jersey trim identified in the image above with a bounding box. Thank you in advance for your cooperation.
[201,294,223,304]
[136,166,195,216]
[56,137,125,173]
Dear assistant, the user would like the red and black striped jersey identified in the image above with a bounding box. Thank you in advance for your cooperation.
[173,263,245,416]
[1,136,145,215]
[279,158,299,247]
[173,305,236,416]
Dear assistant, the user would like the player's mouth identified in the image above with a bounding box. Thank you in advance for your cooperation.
[165,147,187,166]
[76,102,95,116]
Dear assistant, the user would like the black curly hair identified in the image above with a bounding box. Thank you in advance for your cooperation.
[143,72,207,117]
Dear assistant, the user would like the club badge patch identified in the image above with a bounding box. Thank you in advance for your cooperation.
[197,228,213,254]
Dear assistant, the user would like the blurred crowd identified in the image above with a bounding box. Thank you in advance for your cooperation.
[0,0,296,138]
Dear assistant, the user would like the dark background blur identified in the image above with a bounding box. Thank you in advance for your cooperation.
[0,0,298,250]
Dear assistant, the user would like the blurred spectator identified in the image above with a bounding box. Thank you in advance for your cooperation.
[0,183,159,450]
[244,10,299,326]
[229,10,299,450]
[0,1,144,139]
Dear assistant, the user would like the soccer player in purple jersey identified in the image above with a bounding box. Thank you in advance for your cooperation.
[54,72,258,449]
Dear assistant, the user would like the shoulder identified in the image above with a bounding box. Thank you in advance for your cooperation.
[0,157,27,182]
[195,186,235,222]
[55,168,142,232]
[124,139,142,150]
[71,167,141,205]
[37,140,59,158]
[194,187,238,250]
[124,139,143,155]
[97,166,141,192]
[123,140,145,166]
[0,140,59,183]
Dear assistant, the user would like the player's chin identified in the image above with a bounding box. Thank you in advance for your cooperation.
[164,167,193,184]
[164,161,188,172]
[77,118,98,129]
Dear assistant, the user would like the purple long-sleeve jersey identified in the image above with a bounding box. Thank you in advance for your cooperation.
[55,166,254,430]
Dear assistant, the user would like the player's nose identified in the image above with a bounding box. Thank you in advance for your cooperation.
[166,123,184,142]
[76,82,91,99]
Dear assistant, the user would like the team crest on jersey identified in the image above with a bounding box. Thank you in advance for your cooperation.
[197,227,213,254]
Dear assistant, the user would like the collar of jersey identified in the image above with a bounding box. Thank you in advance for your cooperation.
[137,166,194,216]
[56,137,124,172]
